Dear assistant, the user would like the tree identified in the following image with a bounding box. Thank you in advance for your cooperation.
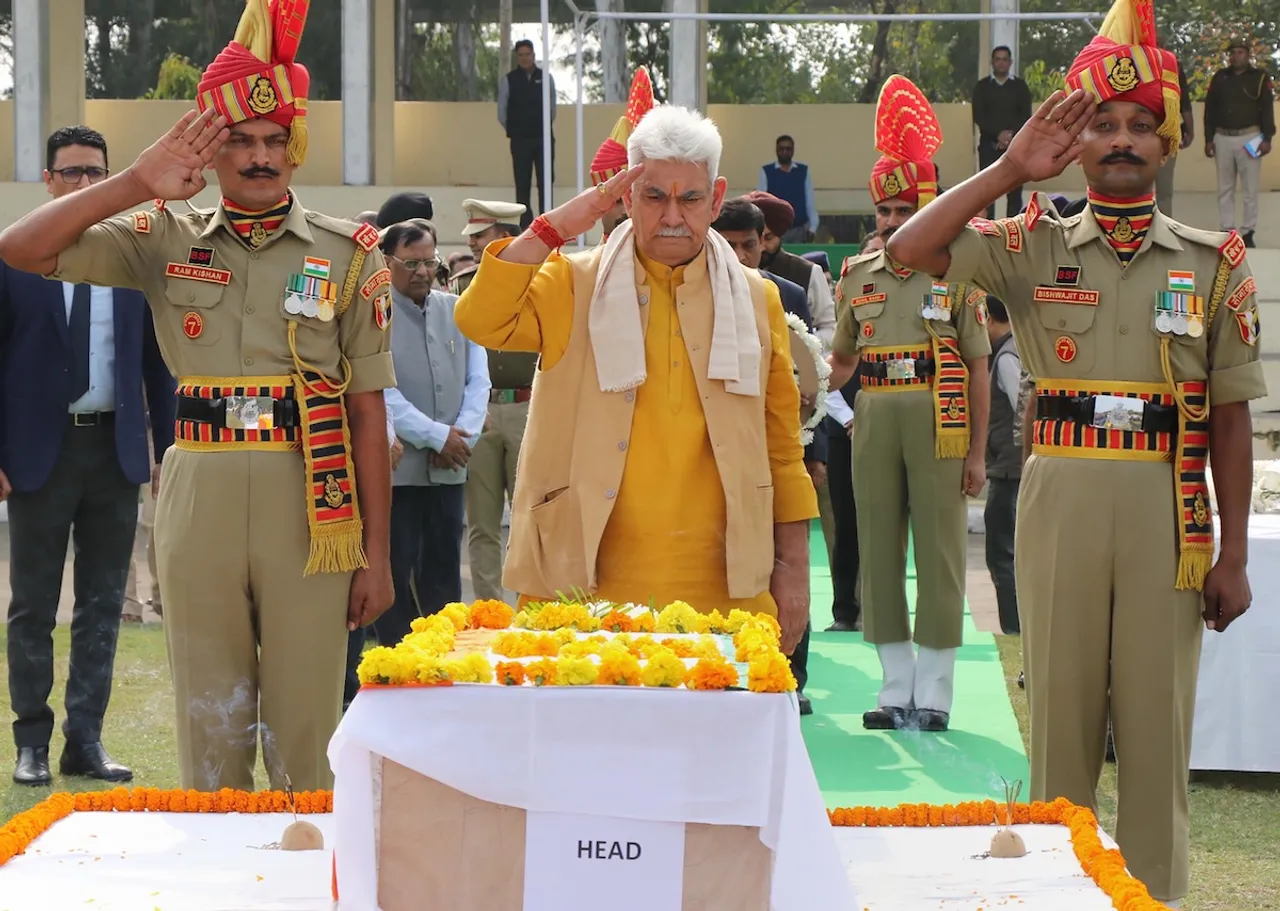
[143,52,202,99]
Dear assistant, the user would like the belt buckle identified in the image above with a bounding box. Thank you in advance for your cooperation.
[886,359,916,382]
[225,395,276,431]
[1091,394,1145,432]
[72,412,96,427]
[494,389,515,404]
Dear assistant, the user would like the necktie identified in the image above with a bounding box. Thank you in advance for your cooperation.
[68,283,91,403]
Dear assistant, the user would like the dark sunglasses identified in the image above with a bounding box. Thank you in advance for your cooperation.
[51,166,110,184]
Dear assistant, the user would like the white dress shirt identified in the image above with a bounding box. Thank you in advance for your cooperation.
[63,282,116,414]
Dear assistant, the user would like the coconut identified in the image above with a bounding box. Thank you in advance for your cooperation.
[989,827,1027,858]
[281,820,325,851]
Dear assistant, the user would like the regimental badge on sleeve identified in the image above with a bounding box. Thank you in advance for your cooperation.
[1236,307,1261,346]
[360,267,391,300]
[968,217,1002,238]
[1001,218,1024,254]
[373,292,392,331]
[1224,276,1257,312]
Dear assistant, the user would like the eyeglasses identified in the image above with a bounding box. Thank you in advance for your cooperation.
[390,254,441,273]
[51,166,109,184]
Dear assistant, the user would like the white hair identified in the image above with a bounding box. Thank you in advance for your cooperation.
[627,106,723,180]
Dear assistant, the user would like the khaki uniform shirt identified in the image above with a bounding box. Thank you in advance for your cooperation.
[451,263,538,390]
[832,251,991,362]
[51,197,396,393]
[944,198,1267,406]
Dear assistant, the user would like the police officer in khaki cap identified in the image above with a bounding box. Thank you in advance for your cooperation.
[458,199,533,602]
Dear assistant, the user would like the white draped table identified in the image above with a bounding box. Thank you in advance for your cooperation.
[328,684,857,911]
[1191,514,1280,772]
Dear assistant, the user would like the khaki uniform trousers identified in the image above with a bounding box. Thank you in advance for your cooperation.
[154,448,351,792]
[1018,455,1202,903]
[1213,131,1262,232]
[852,388,966,650]
[465,400,529,601]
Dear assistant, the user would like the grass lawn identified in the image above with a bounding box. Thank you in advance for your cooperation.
[1,626,1277,909]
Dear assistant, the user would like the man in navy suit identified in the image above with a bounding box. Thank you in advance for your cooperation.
[712,197,825,715]
[0,126,176,786]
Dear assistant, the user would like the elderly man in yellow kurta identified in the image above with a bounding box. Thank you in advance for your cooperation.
[455,106,818,654]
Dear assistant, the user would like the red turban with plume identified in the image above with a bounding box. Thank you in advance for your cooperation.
[869,75,943,208]
[197,0,311,166]
[590,68,655,186]
[1065,0,1182,151]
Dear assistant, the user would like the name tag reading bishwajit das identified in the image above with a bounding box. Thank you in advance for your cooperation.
[166,262,232,285]
[1032,286,1100,306]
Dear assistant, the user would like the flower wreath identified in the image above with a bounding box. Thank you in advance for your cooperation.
[783,311,831,445]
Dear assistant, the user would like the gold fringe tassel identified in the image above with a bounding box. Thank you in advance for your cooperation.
[287,108,309,168]
[304,518,368,576]
[935,431,970,460]
[1175,550,1212,592]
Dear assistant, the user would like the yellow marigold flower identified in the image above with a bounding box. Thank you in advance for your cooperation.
[641,649,687,687]
[656,600,707,634]
[469,599,515,630]
[631,636,664,659]
[632,612,656,633]
[734,629,777,663]
[685,656,740,691]
[526,658,560,686]
[553,628,577,646]
[661,638,697,659]
[704,609,729,634]
[555,656,600,686]
[747,651,797,693]
[559,639,602,659]
[692,636,725,661]
[356,646,398,684]
[724,609,755,634]
[598,649,643,686]
[446,653,495,684]
[439,602,470,631]
[512,610,531,629]
[412,656,451,685]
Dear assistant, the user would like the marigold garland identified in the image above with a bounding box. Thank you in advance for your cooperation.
[0,788,333,869]
[828,797,1169,911]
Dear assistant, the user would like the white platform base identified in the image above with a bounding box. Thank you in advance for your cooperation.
[0,812,1133,910]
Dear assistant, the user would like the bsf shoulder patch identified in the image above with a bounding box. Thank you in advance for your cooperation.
[353,222,381,252]
[1219,231,1247,269]
[1000,218,1023,253]
[373,292,392,331]
[360,266,391,300]
[1225,276,1257,312]
[965,287,986,307]
[1236,307,1260,346]
[132,211,151,234]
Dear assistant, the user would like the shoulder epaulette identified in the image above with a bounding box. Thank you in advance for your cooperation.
[306,211,381,251]
[1024,193,1044,232]
[131,211,152,234]
[353,222,381,252]
[840,249,881,278]
[1164,219,1237,256]
[1219,230,1247,268]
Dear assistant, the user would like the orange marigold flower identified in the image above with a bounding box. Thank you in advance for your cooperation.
[599,610,634,633]
[526,658,560,686]
[684,656,739,690]
[469,599,515,630]
[495,661,527,686]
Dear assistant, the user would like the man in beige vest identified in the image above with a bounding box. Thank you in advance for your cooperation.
[455,106,818,654]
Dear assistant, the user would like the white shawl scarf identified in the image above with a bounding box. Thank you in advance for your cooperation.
[587,221,762,396]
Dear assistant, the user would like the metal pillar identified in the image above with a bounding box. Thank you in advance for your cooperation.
[342,0,375,185]
[669,0,703,111]
[540,0,555,210]
[992,0,1021,73]
[13,0,49,182]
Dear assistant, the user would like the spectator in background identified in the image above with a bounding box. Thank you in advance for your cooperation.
[1154,58,1195,216]
[758,135,818,243]
[2,125,175,786]
[982,295,1024,637]
[376,191,434,229]
[972,46,1032,219]
[499,39,556,231]
[747,191,836,347]
[377,219,490,647]
[355,210,379,225]
[1205,38,1275,247]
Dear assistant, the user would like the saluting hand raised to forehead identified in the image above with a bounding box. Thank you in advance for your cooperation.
[1002,89,1097,184]
[128,108,230,202]
[541,164,646,241]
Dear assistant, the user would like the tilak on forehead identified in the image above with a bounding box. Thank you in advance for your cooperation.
[1065,0,1182,150]
[196,0,311,167]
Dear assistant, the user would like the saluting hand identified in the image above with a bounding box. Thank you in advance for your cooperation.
[128,108,229,201]
[1001,89,1096,184]
[543,165,646,241]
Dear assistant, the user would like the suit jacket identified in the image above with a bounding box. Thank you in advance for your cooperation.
[0,261,176,493]
[761,270,826,465]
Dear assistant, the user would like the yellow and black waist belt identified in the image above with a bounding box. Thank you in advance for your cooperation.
[1033,379,1212,591]
[860,342,970,460]
[174,374,367,577]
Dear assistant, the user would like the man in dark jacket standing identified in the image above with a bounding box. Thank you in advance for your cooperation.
[972,46,1032,219]
[498,40,557,230]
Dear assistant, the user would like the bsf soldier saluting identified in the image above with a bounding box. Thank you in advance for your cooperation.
[889,0,1264,903]
[827,76,991,734]
[0,0,396,792]
[457,198,531,602]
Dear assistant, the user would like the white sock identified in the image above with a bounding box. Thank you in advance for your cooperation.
[876,641,916,709]
[913,646,957,714]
